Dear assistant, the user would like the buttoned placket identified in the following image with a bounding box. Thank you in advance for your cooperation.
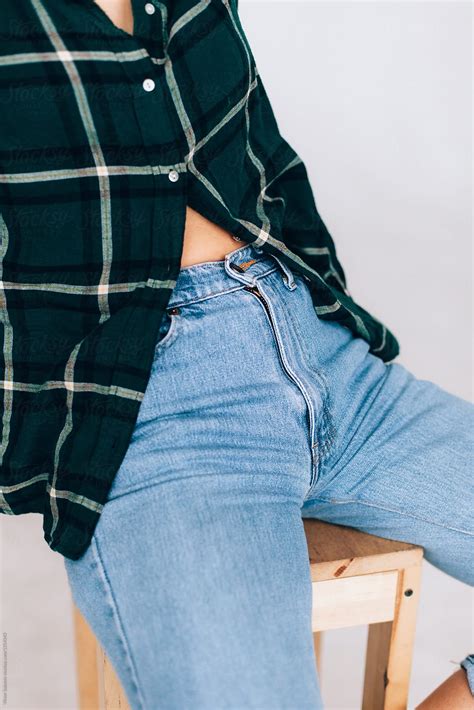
[105,0,188,280]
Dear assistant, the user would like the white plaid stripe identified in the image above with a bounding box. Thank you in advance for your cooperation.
[0,473,103,516]
[0,163,188,184]
[0,215,13,512]
[0,380,144,400]
[0,278,176,294]
[0,49,149,66]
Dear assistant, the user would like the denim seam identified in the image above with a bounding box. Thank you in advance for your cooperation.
[305,496,474,537]
[279,284,337,492]
[284,295,333,399]
[154,311,180,353]
[249,280,319,489]
[265,253,298,289]
[92,537,146,710]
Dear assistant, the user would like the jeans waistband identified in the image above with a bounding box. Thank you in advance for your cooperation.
[166,242,298,309]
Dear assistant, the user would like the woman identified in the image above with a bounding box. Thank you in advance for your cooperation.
[0,0,472,707]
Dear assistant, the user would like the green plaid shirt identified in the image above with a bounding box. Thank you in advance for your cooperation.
[0,0,399,560]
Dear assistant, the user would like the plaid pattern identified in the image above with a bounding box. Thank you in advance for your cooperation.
[0,0,399,560]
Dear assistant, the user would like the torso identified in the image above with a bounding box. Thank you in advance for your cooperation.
[93,0,243,269]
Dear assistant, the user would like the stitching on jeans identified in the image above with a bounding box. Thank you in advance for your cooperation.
[250,279,320,488]
[154,312,180,354]
[266,253,297,289]
[92,537,146,710]
[279,281,337,488]
[281,276,333,390]
[305,496,474,537]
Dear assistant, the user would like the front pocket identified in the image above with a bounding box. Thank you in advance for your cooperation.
[154,308,180,355]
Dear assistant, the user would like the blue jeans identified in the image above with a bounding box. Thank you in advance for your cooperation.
[64,243,474,709]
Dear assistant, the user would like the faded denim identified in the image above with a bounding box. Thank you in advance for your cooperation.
[65,242,474,709]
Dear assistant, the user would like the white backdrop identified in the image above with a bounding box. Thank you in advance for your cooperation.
[1,2,472,708]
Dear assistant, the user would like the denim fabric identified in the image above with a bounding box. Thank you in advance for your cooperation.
[64,243,474,709]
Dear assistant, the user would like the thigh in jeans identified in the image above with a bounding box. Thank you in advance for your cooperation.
[302,352,474,585]
[65,478,321,710]
[277,272,474,583]
[299,310,474,691]
[64,274,323,710]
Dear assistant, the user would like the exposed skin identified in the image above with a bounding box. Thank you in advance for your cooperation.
[93,2,474,707]
[94,0,245,269]
[415,668,474,710]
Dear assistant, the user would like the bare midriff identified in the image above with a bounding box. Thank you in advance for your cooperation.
[94,0,243,269]
[179,207,244,268]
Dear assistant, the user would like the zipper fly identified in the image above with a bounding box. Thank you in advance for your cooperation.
[243,283,318,488]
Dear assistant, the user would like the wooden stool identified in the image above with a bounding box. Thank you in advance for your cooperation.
[72,520,423,710]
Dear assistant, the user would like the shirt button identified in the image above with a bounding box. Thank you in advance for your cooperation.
[142,78,155,92]
[144,2,156,14]
[168,169,179,183]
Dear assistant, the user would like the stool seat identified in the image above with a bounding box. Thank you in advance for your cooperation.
[72,520,423,710]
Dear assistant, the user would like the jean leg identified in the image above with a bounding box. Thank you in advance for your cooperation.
[65,473,323,710]
[460,656,474,695]
[302,359,474,692]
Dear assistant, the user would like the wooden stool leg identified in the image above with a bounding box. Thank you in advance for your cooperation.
[72,604,101,710]
[362,561,422,710]
[363,620,393,709]
[99,645,131,710]
[313,631,323,678]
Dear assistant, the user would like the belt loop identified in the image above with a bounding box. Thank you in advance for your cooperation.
[225,255,254,286]
[270,254,297,290]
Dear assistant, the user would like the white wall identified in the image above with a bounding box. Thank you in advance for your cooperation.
[242,0,472,398]
[1,2,472,708]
